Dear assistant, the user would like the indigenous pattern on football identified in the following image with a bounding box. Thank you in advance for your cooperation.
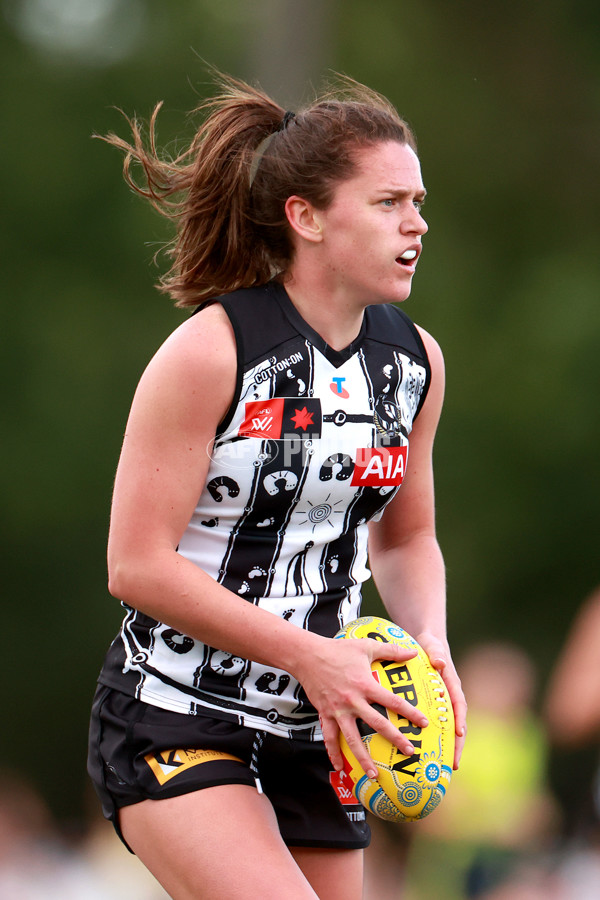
[334,616,454,821]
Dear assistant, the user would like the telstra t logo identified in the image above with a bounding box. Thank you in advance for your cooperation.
[330,377,350,399]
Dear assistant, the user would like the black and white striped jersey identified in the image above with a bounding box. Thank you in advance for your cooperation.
[99,282,431,739]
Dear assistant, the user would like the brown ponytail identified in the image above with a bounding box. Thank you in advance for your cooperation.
[100,71,416,308]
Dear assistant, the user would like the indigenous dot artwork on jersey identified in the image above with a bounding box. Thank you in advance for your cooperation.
[99,284,431,740]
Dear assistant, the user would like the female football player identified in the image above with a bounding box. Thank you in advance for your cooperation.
[88,71,467,899]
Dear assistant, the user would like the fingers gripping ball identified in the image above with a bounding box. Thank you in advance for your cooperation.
[334,616,454,822]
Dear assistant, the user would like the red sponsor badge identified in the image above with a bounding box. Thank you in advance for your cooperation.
[239,400,285,439]
[330,769,357,806]
[239,398,322,440]
[351,446,408,486]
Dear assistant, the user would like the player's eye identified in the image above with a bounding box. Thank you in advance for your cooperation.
[381,198,395,207]
[413,199,425,213]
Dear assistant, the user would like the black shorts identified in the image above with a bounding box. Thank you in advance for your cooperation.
[87,685,370,852]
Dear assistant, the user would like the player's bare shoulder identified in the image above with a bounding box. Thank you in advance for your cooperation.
[414,324,445,424]
[132,301,238,434]
[161,301,236,378]
[415,324,444,380]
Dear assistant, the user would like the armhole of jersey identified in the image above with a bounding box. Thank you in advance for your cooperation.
[192,299,244,439]
[391,305,432,420]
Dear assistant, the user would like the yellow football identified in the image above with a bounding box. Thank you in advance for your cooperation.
[334,615,455,822]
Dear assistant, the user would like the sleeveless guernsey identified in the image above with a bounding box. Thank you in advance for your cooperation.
[98,282,431,739]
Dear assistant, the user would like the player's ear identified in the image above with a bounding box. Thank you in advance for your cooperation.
[284,196,324,244]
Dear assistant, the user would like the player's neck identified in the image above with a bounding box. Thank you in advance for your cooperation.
[282,269,365,353]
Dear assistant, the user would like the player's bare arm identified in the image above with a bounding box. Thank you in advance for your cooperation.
[367,327,467,767]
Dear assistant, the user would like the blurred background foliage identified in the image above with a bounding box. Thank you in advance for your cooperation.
[1,0,599,827]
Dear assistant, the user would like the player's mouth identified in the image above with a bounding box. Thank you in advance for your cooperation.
[396,246,421,269]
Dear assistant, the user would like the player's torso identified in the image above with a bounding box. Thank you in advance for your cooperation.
[101,283,430,737]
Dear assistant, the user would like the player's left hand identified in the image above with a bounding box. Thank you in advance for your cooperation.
[415,631,467,770]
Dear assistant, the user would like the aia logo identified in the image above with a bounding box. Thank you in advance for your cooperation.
[351,446,408,486]
[330,376,350,399]
[330,769,356,805]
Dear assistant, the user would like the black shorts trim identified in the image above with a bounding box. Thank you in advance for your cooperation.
[87,685,370,853]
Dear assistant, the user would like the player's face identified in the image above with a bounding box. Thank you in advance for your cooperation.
[317,140,428,307]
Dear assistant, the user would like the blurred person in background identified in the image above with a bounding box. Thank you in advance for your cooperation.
[544,585,600,899]
[0,768,64,898]
[0,769,106,899]
[403,642,558,900]
[86,71,466,899]
[81,800,170,899]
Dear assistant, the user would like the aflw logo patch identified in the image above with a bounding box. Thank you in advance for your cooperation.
[239,398,322,440]
[330,770,357,806]
[351,446,408,486]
